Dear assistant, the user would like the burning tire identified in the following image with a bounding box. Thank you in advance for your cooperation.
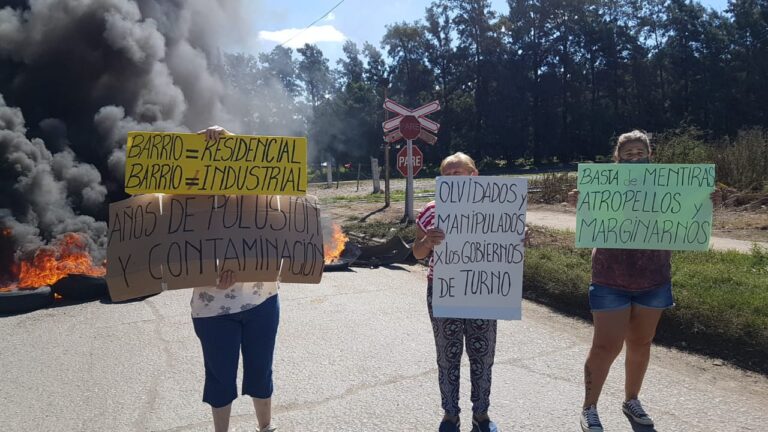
[0,286,54,315]
[53,274,108,301]
[324,243,362,271]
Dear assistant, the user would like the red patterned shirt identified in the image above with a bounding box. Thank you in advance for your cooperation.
[416,201,436,280]
[591,248,672,291]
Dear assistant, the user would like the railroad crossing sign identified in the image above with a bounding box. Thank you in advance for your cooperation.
[382,98,440,222]
[382,99,440,145]
[397,144,423,177]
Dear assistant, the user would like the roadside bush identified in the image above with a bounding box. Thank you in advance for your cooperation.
[714,128,768,191]
[652,126,768,192]
[652,126,712,164]
[528,172,577,204]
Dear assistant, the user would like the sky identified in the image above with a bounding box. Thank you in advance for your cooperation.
[233,0,731,66]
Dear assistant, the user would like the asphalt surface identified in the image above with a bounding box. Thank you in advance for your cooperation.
[2,267,767,432]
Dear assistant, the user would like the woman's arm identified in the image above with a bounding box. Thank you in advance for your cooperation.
[567,188,579,208]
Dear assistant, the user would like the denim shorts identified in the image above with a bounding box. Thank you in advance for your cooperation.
[588,282,674,312]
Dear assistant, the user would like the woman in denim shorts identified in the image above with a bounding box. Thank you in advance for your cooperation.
[568,130,721,432]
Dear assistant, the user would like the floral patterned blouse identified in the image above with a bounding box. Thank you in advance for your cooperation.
[190,282,278,318]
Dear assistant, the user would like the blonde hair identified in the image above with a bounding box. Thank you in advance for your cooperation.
[440,152,478,174]
[613,129,651,161]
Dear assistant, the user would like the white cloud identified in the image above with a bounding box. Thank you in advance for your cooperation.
[324,12,336,21]
[259,25,346,48]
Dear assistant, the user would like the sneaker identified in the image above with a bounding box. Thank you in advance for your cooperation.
[439,418,460,432]
[470,416,498,432]
[622,399,654,426]
[580,405,603,432]
[257,424,276,432]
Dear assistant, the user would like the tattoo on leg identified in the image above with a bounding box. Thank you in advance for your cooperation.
[584,364,593,404]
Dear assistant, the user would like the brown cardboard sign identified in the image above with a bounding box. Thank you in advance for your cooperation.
[106,194,165,301]
[107,194,324,302]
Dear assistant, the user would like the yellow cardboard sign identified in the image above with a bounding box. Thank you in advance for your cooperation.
[124,132,307,195]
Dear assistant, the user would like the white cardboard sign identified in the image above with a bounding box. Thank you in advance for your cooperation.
[432,176,528,320]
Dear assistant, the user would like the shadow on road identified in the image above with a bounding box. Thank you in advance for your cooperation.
[624,413,658,432]
[358,204,389,222]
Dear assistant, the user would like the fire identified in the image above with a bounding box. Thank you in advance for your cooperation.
[324,224,348,263]
[1,232,106,290]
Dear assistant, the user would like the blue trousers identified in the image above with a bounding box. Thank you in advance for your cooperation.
[192,294,280,408]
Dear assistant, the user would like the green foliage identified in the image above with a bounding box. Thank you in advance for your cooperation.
[666,248,768,372]
[651,126,768,191]
[523,245,592,316]
[528,172,577,204]
[715,128,768,191]
[223,0,768,190]
[653,127,713,164]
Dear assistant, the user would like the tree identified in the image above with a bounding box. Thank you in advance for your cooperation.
[297,44,334,111]
[381,21,435,106]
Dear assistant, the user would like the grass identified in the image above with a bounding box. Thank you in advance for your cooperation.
[344,221,768,374]
[320,189,434,205]
[524,226,768,374]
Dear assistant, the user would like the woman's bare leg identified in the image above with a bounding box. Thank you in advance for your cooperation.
[583,309,631,408]
[624,306,663,400]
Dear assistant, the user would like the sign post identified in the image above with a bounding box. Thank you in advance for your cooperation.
[383,99,440,223]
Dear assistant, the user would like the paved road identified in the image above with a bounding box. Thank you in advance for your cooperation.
[1,268,767,431]
[528,210,767,253]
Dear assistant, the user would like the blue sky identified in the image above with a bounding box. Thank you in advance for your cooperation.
[233,0,730,65]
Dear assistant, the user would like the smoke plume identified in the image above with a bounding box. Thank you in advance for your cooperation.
[0,0,250,278]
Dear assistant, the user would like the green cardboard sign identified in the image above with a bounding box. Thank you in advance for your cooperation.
[575,163,715,251]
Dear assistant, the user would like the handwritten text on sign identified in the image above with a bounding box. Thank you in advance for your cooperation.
[432,176,528,320]
[576,163,715,250]
[124,132,307,195]
[106,194,323,302]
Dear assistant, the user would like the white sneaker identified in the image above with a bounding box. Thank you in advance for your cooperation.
[580,405,603,432]
[622,398,654,426]
[257,424,277,432]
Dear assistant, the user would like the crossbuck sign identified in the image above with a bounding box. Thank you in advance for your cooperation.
[383,98,441,222]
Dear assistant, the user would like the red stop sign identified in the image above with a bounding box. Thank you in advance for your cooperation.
[399,115,421,140]
[397,145,423,177]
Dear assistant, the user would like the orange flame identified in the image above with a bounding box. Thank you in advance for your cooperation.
[324,224,348,263]
[1,232,106,290]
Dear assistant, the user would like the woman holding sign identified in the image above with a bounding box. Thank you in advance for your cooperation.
[413,152,503,432]
[568,130,721,432]
[191,126,278,432]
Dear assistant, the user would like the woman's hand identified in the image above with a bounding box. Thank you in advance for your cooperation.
[421,227,446,248]
[216,269,236,290]
[197,125,232,141]
[566,188,579,208]
[413,227,445,259]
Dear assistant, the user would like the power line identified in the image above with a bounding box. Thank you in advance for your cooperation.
[279,0,346,47]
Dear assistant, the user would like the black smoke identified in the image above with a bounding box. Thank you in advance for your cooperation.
[0,0,249,275]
